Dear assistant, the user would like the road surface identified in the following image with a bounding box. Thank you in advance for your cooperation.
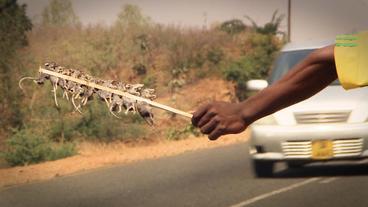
[1,142,368,207]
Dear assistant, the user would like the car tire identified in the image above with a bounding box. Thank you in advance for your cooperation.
[252,160,274,177]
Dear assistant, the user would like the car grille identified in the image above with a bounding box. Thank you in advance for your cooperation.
[333,139,364,158]
[282,141,312,159]
[282,138,363,159]
[294,111,351,124]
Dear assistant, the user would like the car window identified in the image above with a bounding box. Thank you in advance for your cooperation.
[268,49,340,85]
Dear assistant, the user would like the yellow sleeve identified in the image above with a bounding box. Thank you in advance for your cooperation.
[334,31,368,89]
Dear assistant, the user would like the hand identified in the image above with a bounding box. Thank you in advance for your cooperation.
[191,101,249,140]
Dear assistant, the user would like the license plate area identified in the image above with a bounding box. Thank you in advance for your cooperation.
[312,140,333,160]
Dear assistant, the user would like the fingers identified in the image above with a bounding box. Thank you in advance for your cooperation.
[197,110,217,128]
[192,103,210,126]
[192,102,223,140]
[208,125,225,140]
[200,117,219,134]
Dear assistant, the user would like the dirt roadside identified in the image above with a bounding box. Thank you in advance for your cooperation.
[0,131,249,188]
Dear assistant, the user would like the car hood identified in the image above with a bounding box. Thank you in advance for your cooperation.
[275,86,368,125]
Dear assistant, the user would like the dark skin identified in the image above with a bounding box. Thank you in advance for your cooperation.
[192,45,338,140]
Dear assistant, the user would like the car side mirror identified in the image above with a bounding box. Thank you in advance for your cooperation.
[246,79,268,91]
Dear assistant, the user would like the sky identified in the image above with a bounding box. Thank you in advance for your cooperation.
[19,0,368,42]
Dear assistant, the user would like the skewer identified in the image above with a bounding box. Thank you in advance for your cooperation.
[39,67,193,119]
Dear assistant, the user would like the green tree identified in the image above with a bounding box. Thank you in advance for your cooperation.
[223,33,281,100]
[41,0,79,27]
[115,4,150,29]
[245,10,284,35]
[0,0,32,129]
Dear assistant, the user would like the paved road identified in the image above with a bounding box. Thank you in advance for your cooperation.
[1,142,368,207]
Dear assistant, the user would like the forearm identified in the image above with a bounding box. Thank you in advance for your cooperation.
[241,45,338,124]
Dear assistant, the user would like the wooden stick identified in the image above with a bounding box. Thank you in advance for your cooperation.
[39,67,193,118]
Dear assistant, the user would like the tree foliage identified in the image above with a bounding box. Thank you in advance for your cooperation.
[219,19,246,35]
[115,4,150,30]
[220,11,285,100]
[223,33,281,100]
[0,0,32,129]
[0,0,32,64]
[245,10,284,35]
[41,0,79,27]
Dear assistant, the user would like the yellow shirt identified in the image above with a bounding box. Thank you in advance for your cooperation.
[334,31,368,89]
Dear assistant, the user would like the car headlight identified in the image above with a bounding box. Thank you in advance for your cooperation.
[253,115,277,125]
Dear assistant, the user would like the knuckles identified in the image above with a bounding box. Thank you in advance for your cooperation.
[207,110,216,116]
[212,115,221,123]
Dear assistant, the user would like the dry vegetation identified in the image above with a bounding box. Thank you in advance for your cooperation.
[0,0,284,167]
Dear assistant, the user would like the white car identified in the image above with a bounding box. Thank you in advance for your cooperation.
[248,41,368,177]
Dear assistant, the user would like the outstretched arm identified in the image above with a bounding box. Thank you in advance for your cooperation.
[192,45,338,140]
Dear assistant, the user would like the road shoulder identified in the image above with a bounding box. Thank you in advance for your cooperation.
[0,130,249,188]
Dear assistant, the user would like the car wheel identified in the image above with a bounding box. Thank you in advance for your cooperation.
[252,160,274,177]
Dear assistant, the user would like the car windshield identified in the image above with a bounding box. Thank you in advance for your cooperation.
[268,49,340,85]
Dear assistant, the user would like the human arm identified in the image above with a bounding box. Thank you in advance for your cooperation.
[191,45,338,140]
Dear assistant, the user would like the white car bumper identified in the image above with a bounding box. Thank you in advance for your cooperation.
[249,123,368,161]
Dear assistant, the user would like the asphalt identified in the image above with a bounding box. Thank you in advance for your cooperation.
[1,142,368,207]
